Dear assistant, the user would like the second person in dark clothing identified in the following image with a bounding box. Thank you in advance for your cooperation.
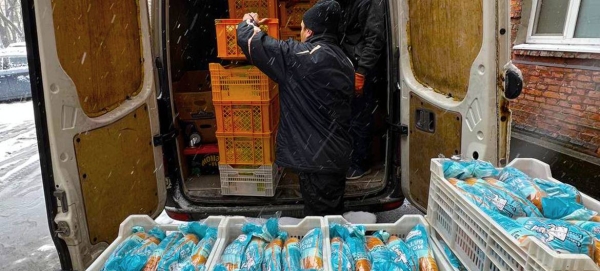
[236,0,354,215]
[337,0,386,180]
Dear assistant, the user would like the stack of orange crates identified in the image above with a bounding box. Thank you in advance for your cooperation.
[211,0,282,197]
[279,0,318,41]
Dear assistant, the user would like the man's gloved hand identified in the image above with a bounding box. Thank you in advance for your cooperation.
[243,13,267,35]
[355,73,365,95]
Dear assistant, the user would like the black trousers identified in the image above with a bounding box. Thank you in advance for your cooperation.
[350,71,378,171]
[297,171,346,216]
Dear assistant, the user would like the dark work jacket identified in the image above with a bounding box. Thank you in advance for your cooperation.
[337,0,385,76]
[237,21,354,174]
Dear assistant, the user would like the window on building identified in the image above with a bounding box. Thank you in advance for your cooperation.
[527,0,600,46]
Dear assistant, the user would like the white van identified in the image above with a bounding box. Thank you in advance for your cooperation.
[20,0,521,269]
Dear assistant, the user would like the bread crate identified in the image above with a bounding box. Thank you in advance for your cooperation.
[324,215,455,271]
[174,92,215,120]
[208,216,329,271]
[86,215,226,271]
[209,63,279,102]
[214,95,279,134]
[215,19,280,60]
[279,1,317,29]
[227,0,278,19]
[216,131,276,165]
[219,163,282,196]
[427,158,600,271]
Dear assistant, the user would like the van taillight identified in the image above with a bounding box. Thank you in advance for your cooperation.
[165,210,191,221]
[382,201,402,211]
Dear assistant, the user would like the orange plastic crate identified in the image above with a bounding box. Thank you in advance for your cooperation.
[214,94,280,134]
[228,0,278,19]
[215,19,280,60]
[216,131,276,165]
[209,63,278,102]
[279,1,317,29]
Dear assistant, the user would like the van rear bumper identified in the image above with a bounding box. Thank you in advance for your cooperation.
[165,191,404,220]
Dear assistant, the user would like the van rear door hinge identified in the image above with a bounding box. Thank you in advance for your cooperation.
[386,118,408,136]
[153,129,179,146]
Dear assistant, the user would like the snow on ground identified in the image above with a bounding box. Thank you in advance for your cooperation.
[343,211,377,224]
[0,100,34,124]
[0,101,60,271]
[154,210,186,225]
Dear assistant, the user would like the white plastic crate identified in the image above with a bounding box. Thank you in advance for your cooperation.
[208,216,329,271]
[86,215,226,271]
[219,164,282,197]
[324,215,455,271]
[427,158,600,271]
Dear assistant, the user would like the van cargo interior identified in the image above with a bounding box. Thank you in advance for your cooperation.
[168,0,389,203]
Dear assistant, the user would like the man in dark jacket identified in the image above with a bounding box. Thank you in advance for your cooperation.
[236,0,354,215]
[337,0,386,180]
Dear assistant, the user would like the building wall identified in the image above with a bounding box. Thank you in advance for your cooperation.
[510,0,600,157]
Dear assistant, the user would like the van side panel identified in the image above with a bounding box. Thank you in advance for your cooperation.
[408,94,462,207]
[73,105,158,245]
[52,0,143,117]
[408,0,483,100]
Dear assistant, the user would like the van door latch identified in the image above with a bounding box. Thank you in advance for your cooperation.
[153,129,179,147]
[53,189,68,213]
[55,221,71,236]
[386,118,408,136]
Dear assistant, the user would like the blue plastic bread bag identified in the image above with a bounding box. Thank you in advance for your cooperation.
[443,160,498,179]
[300,228,324,270]
[541,197,597,220]
[102,226,148,271]
[448,178,494,211]
[482,178,543,217]
[144,231,184,271]
[282,237,302,271]
[498,166,529,181]
[498,167,546,210]
[240,218,285,271]
[120,227,166,271]
[366,236,407,271]
[570,221,600,266]
[571,221,600,238]
[371,231,411,270]
[438,239,466,271]
[482,208,541,243]
[386,235,418,271]
[461,160,499,179]
[330,237,354,271]
[534,178,582,203]
[240,237,267,271]
[516,217,595,258]
[345,225,372,271]
[443,160,470,179]
[215,234,253,271]
[329,223,354,271]
[405,224,439,271]
[242,218,282,242]
[453,178,528,218]
[157,222,208,271]
[180,227,218,271]
[262,238,285,271]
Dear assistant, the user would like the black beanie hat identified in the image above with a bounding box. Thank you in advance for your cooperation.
[302,0,341,35]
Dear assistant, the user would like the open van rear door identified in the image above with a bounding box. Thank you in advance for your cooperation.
[22,0,165,269]
[392,0,514,211]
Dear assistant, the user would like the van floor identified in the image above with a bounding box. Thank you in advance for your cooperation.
[185,164,385,199]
